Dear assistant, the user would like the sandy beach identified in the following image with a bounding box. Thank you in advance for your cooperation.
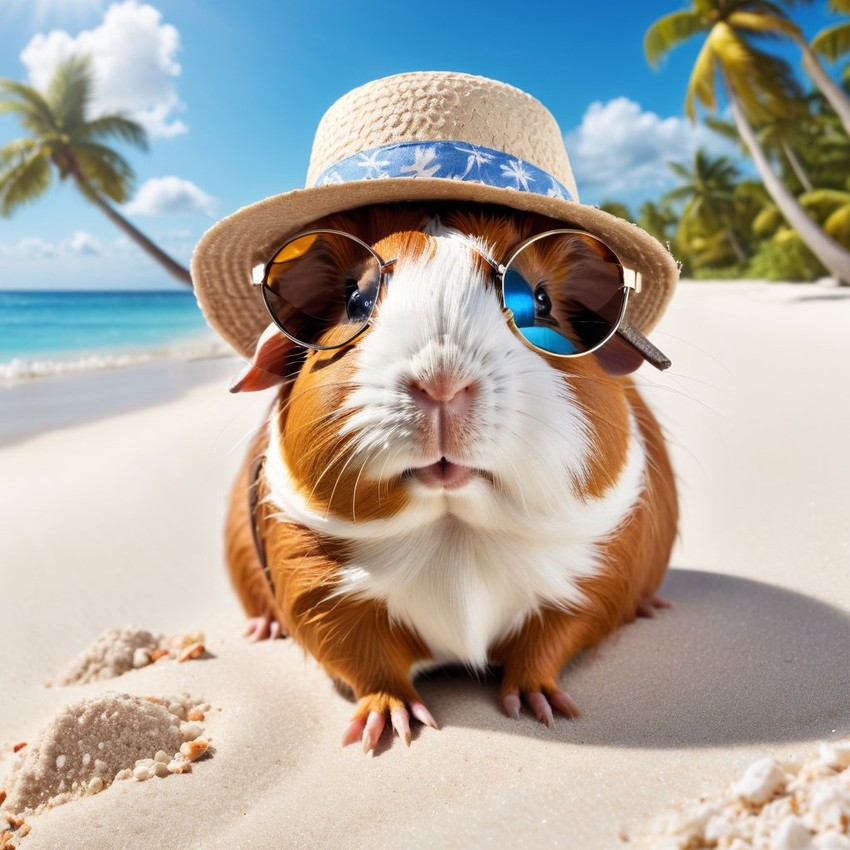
[1,281,848,849]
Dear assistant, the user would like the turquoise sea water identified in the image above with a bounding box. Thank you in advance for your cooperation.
[0,290,224,380]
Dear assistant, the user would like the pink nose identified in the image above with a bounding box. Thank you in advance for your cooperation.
[408,373,477,418]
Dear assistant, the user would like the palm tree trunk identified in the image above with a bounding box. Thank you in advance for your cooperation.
[72,176,193,287]
[796,38,850,139]
[727,90,850,282]
[725,226,748,262]
[779,139,813,193]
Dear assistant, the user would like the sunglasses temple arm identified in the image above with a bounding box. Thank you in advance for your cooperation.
[615,317,672,371]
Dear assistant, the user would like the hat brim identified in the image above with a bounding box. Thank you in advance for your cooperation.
[191,178,679,361]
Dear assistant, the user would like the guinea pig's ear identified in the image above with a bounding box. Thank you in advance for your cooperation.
[229,323,298,393]
[593,319,672,376]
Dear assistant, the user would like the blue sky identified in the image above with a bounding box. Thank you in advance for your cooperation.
[0,0,842,290]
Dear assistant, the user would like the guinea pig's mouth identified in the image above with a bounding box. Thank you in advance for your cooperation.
[404,457,485,490]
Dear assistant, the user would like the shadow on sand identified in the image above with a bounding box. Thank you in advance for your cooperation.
[415,568,850,749]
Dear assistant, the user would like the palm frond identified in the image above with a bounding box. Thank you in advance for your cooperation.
[0,79,57,134]
[685,35,718,119]
[645,10,707,67]
[829,0,850,14]
[753,204,784,235]
[824,204,850,243]
[726,10,802,41]
[799,188,850,214]
[47,53,94,134]
[690,229,739,268]
[811,22,850,62]
[713,22,804,122]
[0,137,40,171]
[71,141,135,202]
[705,114,741,142]
[78,114,148,150]
[0,150,52,216]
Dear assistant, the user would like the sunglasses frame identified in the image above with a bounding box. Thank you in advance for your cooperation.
[254,228,397,351]
[251,227,641,358]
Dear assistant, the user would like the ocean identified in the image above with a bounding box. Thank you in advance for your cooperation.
[0,290,227,382]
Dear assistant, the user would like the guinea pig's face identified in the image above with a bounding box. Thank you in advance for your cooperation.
[274,206,630,528]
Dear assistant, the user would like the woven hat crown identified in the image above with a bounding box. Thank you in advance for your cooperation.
[306,72,579,199]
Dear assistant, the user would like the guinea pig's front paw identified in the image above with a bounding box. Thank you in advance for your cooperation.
[500,682,581,728]
[342,691,438,753]
[243,612,286,642]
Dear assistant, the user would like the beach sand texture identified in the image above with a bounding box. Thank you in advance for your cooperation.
[1,282,848,849]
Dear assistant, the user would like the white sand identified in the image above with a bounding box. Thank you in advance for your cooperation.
[0,281,848,849]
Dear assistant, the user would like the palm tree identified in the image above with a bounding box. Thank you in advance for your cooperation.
[812,0,850,63]
[808,0,850,134]
[664,148,749,263]
[645,0,850,282]
[706,112,816,191]
[598,200,634,222]
[637,199,678,244]
[0,54,191,286]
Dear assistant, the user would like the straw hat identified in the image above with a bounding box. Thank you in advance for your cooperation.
[192,71,679,360]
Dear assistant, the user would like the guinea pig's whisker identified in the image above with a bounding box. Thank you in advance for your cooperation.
[323,439,367,520]
[224,422,265,458]
[513,405,573,444]
[302,435,359,507]
[350,449,378,522]
[376,444,405,493]
[283,408,349,438]
[498,449,534,514]
[277,380,356,416]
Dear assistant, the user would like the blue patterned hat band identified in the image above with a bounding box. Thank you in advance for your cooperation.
[312,141,574,202]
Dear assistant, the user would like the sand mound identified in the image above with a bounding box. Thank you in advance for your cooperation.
[53,627,163,685]
[637,740,850,849]
[2,693,209,816]
[53,627,207,686]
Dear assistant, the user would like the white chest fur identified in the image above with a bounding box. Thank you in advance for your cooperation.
[265,407,647,668]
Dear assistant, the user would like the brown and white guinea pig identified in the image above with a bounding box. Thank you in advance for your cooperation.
[225,203,678,752]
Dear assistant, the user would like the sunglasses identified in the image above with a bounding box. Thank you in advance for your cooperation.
[251,227,653,362]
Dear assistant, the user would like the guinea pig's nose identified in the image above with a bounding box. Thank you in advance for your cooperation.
[408,372,477,418]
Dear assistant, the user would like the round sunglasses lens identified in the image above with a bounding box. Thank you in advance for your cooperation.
[262,231,381,348]
[503,232,627,355]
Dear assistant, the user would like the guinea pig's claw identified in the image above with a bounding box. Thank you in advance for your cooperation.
[502,693,522,721]
[391,707,412,747]
[341,715,368,749]
[362,711,387,754]
[635,593,673,619]
[548,689,581,719]
[503,687,580,725]
[410,701,438,730]
[244,613,283,642]
[526,692,555,728]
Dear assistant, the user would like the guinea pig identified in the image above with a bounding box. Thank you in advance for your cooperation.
[225,203,678,752]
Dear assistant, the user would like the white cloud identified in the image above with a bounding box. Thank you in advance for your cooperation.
[0,231,102,258]
[565,97,739,205]
[123,176,216,216]
[2,236,58,259]
[65,230,103,255]
[20,0,187,139]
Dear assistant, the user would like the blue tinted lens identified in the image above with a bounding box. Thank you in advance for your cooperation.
[502,232,625,355]
[503,267,535,327]
[517,325,578,354]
